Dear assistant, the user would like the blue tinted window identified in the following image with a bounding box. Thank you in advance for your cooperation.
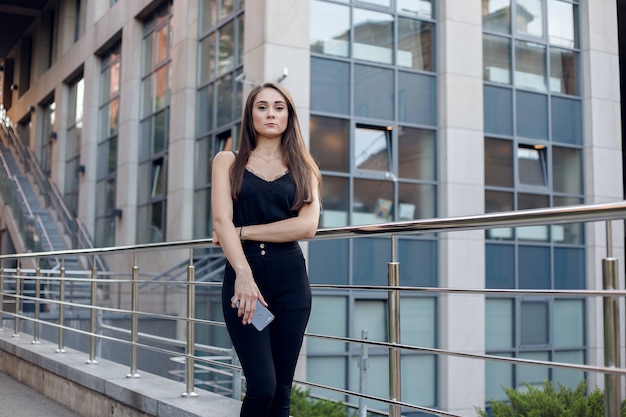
[353,238,390,285]
[398,72,436,126]
[399,239,437,287]
[519,245,551,289]
[554,247,585,289]
[311,58,350,115]
[486,244,515,289]
[309,240,349,284]
[516,91,548,140]
[484,86,513,136]
[354,65,394,120]
[551,97,582,145]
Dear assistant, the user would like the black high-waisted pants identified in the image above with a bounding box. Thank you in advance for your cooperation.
[222,241,312,417]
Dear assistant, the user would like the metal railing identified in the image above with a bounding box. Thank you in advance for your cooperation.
[0,201,625,416]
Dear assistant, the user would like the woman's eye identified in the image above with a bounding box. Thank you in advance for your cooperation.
[257,105,267,111]
[275,106,284,111]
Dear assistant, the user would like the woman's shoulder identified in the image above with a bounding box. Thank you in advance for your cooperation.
[214,150,237,164]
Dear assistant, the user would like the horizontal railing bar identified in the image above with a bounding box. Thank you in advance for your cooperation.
[0,201,624,260]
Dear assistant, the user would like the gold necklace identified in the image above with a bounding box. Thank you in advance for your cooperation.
[253,150,281,163]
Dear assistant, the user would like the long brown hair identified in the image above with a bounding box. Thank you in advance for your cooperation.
[229,83,321,211]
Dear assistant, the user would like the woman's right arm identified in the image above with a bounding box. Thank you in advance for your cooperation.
[211,151,264,324]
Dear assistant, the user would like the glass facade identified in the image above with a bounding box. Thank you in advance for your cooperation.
[194,0,244,239]
[309,0,438,411]
[96,43,121,248]
[137,2,173,244]
[483,0,585,401]
[64,76,84,217]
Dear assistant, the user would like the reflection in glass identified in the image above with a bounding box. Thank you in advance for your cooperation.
[398,72,436,125]
[398,182,436,220]
[485,138,513,188]
[319,175,349,227]
[519,246,550,288]
[517,144,547,187]
[482,0,511,33]
[353,179,393,225]
[518,193,549,241]
[311,58,350,115]
[397,0,433,19]
[218,20,235,76]
[216,74,233,127]
[310,115,349,172]
[548,0,576,48]
[154,65,169,111]
[553,196,583,245]
[355,65,394,119]
[484,86,513,135]
[397,18,434,71]
[355,126,390,171]
[521,301,549,344]
[549,48,578,95]
[485,190,513,239]
[398,127,435,180]
[483,34,511,83]
[515,40,546,91]
[310,1,350,57]
[353,9,394,65]
[198,33,216,85]
[516,90,548,139]
[156,25,169,64]
[516,0,544,38]
[200,0,217,34]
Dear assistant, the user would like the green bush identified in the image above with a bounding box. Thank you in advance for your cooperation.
[477,379,626,417]
[290,386,349,417]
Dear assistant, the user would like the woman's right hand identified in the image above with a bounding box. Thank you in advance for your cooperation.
[232,272,267,325]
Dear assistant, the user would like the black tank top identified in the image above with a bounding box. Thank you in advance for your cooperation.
[233,169,297,228]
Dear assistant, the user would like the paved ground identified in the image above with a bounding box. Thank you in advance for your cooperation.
[0,371,82,417]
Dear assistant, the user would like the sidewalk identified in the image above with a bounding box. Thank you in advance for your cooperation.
[0,371,82,417]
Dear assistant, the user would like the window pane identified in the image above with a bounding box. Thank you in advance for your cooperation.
[550,48,578,95]
[398,127,436,180]
[353,238,390,285]
[353,9,394,65]
[552,146,582,194]
[554,248,585,289]
[355,65,394,120]
[397,0,433,19]
[309,239,349,284]
[355,126,390,172]
[155,25,169,64]
[483,0,511,33]
[319,176,349,227]
[307,357,347,402]
[518,144,547,187]
[486,244,515,288]
[193,188,211,238]
[553,196,583,244]
[196,84,214,134]
[397,18,434,71]
[554,299,584,346]
[360,0,390,6]
[486,352,513,401]
[141,77,152,118]
[153,110,168,154]
[399,239,437,286]
[220,0,234,19]
[516,0,544,38]
[310,115,349,172]
[349,356,390,411]
[484,34,511,83]
[398,72,436,125]
[486,298,514,349]
[198,34,216,85]
[216,74,233,127]
[551,97,582,144]
[548,0,576,48]
[516,91,548,140]
[308,296,348,353]
[310,0,350,57]
[137,162,150,204]
[150,200,166,242]
[400,355,437,407]
[484,86,513,135]
[353,179,393,225]
[398,182,436,220]
[151,158,166,198]
[519,245,550,289]
[517,193,549,241]
[517,351,549,388]
[354,299,386,341]
[218,20,235,76]
[521,301,549,345]
[200,0,217,33]
[311,58,350,115]
[515,40,546,91]
[485,138,513,187]
[154,65,169,111]
[195,136,212,187]
[142,32,153,76]
[401,297,436,347]
[553,350,585,390]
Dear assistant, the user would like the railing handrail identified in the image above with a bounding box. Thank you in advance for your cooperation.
[1,200,624,261]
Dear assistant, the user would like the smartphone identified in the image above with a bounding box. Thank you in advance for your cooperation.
[231,297,275,331]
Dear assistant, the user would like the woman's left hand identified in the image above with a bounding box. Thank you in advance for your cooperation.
[212,230,220,246]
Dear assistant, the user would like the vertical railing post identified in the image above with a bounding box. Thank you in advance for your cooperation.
[0,260,4,331]
[603,220,620,417]
[32,258,41,344]
[358,329,369,417]
[182,250,198,397]
[127,254,140,378]
[388,234,401,417]
[87,259,98,364]
[56,260,65,353]
[13,261,20,337]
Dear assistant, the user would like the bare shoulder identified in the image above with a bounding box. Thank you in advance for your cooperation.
[214,150,236,166]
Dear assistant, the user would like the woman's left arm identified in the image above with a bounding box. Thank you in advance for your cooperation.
[240,173,320,242]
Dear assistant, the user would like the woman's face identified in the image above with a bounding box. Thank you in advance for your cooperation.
[252,88,289,141]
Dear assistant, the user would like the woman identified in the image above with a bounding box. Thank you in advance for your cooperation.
[211,82,321,417]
